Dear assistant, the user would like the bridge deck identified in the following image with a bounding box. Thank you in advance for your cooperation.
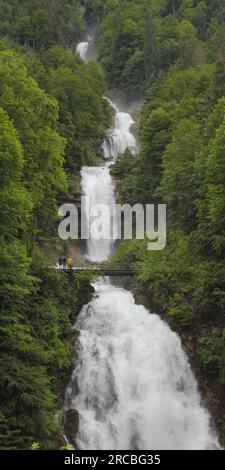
[56,265,137,276]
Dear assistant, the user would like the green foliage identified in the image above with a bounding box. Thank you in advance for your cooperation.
[197,334,225,375]
[169,300,194,327]
[0,242,94,449]
[42,46,111,173]
[94,0,224,94]
[96,0,146,93]
[0,107,32,238]
[0,48,67,229]
[177,19,204,69]
[0,0,84,50]
[0,240,57,450]
[158,118,202,232]
[110,149,139,203]
[0,0,101,449]
[30,442,41,450]
[84,0,105,23]
[109,2,225,374]
[203,118,225,255]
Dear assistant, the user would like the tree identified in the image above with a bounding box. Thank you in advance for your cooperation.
[0,0,84,50]
[144,0,159,82]
[0,107,31,238]
[0,49,67,239]
[137,107,172,204]
[177,19,203,68]
[0,108,60,449]
[43,46,111,174]
[158,119,202,232]
[201,116,225,256]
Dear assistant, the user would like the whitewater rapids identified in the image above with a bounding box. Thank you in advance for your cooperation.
[66,283,218,450]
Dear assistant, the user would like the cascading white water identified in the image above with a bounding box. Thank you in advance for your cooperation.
[76,41,89,61]
[66,40,219,451]
[102,99,137,159]
[66,284,218,450]
[81,165,116,262]
[76,45,137,159]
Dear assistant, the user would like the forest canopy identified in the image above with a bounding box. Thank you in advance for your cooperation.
[89,0,225,94]
[0,0,108,449]
[107,0,225,402]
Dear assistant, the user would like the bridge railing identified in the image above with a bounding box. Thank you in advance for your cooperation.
[54,262,141,274]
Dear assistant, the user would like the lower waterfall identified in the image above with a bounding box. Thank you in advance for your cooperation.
[65,283,218,450]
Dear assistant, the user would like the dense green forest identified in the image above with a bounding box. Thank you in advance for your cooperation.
[103,0,225,416]
[86,0,225,94]
[0,0,109,449]
[1,0,225,449]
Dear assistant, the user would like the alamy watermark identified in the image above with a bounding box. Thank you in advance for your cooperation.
[58,198,166,251]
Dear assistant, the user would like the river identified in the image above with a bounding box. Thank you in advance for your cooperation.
[64,40,219,451]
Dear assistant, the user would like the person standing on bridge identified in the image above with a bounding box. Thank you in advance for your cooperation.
[59,256,63,269]
[67,256,73,269]
[63,256,67,269]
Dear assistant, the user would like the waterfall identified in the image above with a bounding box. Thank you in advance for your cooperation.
[65,40,219,451]
[76,42,89,61]
[81,165,116,262]
[102,98,137,160]
[66,284,218,450]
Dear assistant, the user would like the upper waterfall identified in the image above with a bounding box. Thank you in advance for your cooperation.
[76,41,137,159]
[76,42,89,61]
[102,99,137,159]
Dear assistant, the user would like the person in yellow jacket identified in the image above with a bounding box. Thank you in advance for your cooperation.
[67,256,73,269]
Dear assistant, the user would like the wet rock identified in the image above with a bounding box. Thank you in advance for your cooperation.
[64,409,79,441]
[59,434,68,447]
